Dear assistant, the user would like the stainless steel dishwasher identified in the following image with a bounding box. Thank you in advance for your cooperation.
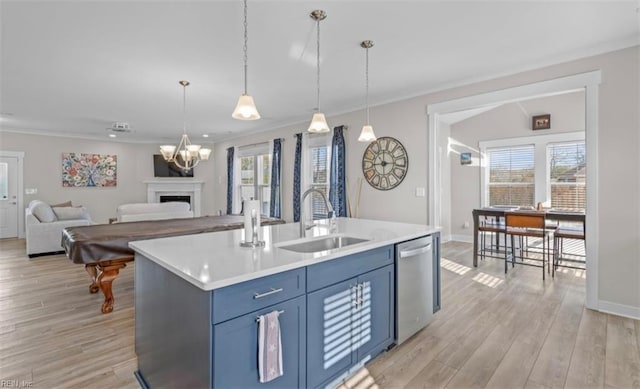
[396,235,434,344]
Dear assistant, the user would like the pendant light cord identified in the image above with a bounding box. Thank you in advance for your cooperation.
[365,46,370,125]
[243,0,248,95]
[182,83,187,135]
[316,17,321,113]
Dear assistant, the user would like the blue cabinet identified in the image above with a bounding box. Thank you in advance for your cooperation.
[214,295,306,389]
[306,263,395,388]
[135,242,415,389]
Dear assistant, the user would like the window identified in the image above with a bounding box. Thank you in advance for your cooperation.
[487,145,535,207]
[300,134,331,220]
[480,131,586,209]
[237,144,271,215]
[310,145,330,219]
[548,141,586,211]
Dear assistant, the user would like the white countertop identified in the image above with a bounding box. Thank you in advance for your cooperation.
[129,217,440,291]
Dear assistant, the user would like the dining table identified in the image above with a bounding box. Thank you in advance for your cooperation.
[472,207,586,267]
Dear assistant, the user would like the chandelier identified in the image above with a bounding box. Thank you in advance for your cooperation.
[160,80,211,171]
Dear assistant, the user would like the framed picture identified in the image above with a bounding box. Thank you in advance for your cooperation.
[460,152,472,165]
[62,152,117,187]
[532,114,551,130]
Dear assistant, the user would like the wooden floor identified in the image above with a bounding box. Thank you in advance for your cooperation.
[1,238,639,388]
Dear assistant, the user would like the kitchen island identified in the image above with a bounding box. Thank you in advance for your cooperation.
[130,217,440,389]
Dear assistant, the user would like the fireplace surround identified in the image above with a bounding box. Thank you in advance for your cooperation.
[144,179,203,217]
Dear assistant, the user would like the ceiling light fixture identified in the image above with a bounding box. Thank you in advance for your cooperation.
[232,0,260,120]
[307,10,330,133]
[160,81,211,171]
[358,40,377,142]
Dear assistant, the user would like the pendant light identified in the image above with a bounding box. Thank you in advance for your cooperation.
[358,40,377,142]
[160,81,211,171]
[232,0,260,120]
[307,10,330,133]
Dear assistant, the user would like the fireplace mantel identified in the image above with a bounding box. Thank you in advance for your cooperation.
[144,179,204,217]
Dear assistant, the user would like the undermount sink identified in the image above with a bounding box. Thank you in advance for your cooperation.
[278,235,369,253]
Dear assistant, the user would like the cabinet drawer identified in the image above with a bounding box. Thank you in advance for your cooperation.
[212,268,306,323]
[213,295,306,388]
[306,246,393,292]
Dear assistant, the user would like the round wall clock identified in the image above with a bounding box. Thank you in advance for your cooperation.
[362,136,408,190]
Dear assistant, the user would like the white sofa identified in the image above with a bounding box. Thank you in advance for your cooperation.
[26,200,93,257]
[116,202,193,222]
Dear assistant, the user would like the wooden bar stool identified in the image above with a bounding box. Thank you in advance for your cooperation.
[553,224,586,276]
[505,211,552,280]
[478,215,506,260]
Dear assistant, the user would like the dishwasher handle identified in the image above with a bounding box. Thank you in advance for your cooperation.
[399,243,432,259]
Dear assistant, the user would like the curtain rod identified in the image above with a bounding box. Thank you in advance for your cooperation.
[238,139,284,149]
[292,125,348,138]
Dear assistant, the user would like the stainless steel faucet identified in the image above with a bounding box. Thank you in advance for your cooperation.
[300,188,334,237]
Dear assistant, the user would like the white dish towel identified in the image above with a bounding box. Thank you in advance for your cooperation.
[258,310,283,383]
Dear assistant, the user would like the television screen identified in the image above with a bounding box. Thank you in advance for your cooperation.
[153,154,194,177]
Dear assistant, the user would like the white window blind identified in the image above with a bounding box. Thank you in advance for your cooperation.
[311,146,329,220]
[487,145,535,207]
[548,141,586,211]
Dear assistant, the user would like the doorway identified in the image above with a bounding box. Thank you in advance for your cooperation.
[426,71,600,310]
[0,151,24,239]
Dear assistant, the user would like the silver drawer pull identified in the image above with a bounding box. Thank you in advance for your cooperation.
[253,287,284,299]
[256,310,284,322]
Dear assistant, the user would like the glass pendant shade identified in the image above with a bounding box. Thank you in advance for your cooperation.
[358,125,376,142]
[199,148,212,160]
[232,94,261,120]
[160,145,176,160]
[307,112,330,133]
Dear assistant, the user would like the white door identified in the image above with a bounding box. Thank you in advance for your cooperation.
[0,156,19,238]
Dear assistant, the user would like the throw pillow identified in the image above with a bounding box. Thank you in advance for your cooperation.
[51,200,73,207]
[31,201,57,223]
[53,206,86,221]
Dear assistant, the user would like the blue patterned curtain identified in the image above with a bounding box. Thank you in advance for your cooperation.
[269,139,282,218]
[329,126,347,217]
[293,133,303,222]
[226,146,234,215]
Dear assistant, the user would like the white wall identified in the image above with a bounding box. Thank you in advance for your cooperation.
[0,132,216,224]
[448,91,586,241]
[213,95,433,225]
[214,46,639,313]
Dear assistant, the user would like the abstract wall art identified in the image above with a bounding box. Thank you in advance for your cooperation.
[62,152,117,187]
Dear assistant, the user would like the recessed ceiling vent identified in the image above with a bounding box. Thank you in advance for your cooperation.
[107,122,133,133]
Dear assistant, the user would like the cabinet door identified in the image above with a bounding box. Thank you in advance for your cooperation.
[213,295,306,389]
[306,277,358,388]
[355,264,394,363]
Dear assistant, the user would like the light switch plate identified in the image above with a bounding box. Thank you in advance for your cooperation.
[415,187,426,197]
[25,188,37,195]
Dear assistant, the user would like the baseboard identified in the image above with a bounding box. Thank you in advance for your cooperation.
[598,300,640,320]
[450,234,473,243]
